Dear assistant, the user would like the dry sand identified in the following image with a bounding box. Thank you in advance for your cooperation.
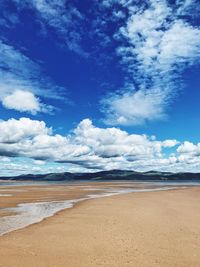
[0,186,200,267]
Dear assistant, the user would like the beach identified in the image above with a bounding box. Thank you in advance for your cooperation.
[0,185,200,266]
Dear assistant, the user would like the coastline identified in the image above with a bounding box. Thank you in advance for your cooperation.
[1,187,200,267]
[0,182,178,236]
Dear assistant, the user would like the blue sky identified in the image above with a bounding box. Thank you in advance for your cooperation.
[0,0,200,176]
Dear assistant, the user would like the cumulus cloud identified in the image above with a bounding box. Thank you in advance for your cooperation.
[171,141,200,171]
[2,90,41,114]
[0,117,183,173]
[73,118,163,159]
[177,141,200,155]
[2,117,200,174]
[0,117,50,143]
[101,0,200,125]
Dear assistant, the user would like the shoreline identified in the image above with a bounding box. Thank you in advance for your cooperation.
[1,187,200,266]
[0,184,179,236]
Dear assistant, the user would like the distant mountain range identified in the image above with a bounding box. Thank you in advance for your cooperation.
[1,170,200,181]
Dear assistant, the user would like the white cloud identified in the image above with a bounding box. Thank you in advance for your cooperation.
[73,118,164,159]
[171,141,200,171]
[0,117,50,143]
[177,141,200,155]
[162,139,179,148]
[101,0,200,125]
[102,88,168,125]
[0,157,72,177]
[0,156,11,163]
[0,117,184,173]
[158,20,200,68]
[1,117,200,174]
[176,0,200,17]
[2,90,41,114]
[33,160,46,165]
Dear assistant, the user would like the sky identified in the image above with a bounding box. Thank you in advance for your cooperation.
[0,0,200,176]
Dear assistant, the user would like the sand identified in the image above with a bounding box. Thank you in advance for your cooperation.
[0,182,153,210]
[0,186,200,267]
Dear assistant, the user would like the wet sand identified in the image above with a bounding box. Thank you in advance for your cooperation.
[0,182,169,236]
[0,181,162,212]
[0,185,200,266]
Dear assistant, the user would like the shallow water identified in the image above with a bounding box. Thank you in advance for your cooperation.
[1,180,200,187]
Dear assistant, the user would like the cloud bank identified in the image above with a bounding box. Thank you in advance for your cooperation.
[2,117,200,174]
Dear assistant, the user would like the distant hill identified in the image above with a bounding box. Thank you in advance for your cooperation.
[1,170,200,181]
